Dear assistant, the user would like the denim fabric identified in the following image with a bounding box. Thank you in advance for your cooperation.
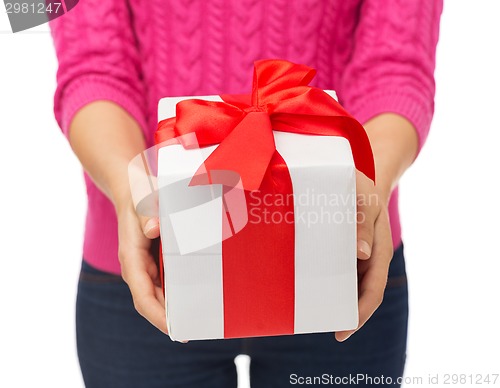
[76,244,408,388]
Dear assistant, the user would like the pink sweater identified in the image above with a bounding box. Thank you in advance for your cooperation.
[50,0,442,275]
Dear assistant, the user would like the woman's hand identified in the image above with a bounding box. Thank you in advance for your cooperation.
[116,199,167,333]
[335,171,393,342]
[335,113,419,342]
[68,101,168,334]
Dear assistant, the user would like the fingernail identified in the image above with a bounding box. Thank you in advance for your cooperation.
[357,240,371,258]
[144,218,158,235]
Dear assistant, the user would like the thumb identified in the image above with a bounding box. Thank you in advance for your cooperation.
[140,216,160,239]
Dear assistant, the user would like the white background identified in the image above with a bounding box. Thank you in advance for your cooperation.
[1,1,499,387]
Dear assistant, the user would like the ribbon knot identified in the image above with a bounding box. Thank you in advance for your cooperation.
[156,59,375,191]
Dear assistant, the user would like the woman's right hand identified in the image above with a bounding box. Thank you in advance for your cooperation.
[116,198,168,333]
[67,101,168,334]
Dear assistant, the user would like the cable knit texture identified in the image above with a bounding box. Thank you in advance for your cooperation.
[50,0,442,275]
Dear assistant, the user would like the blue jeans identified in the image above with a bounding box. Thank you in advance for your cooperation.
[76,244,408,387]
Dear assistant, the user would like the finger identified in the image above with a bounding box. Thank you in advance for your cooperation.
[336,211,393,342]
[139,215,160,239]
[355,173,378,260]
[154,284,166,309]
[356,200,377,260]
[122,253,168,334]
[356,213,393,328]
[335,329,354,342]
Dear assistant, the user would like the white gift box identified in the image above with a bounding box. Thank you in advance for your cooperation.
[157,92,358,341]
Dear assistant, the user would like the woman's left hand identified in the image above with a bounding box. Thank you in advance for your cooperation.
[335,171,393,342]
[334,113,419,342]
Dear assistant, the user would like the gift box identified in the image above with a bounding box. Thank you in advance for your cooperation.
[155,60,374,341]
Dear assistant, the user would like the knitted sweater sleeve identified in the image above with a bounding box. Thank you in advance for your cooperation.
[49,0,147,138]
[338,0,443,151]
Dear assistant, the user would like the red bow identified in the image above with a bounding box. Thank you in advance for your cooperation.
[155,59,375,190]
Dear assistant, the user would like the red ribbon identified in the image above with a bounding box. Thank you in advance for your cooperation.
[156,59,375,190]
[156,60,374,338]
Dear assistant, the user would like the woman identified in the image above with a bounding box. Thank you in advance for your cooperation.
[50,1,442,386]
